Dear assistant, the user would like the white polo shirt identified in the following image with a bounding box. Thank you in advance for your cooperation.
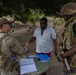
[33,26,56,53]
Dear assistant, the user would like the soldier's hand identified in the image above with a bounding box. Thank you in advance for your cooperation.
[23,46,27,52]
[57,54,65,62]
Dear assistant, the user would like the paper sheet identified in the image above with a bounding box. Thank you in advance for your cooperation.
[20,58,37,75]
[27,53,37,58]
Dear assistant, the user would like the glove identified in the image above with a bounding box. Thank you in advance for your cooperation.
[57,54,65,62]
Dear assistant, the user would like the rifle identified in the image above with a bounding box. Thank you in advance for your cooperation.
[57,35,70,71]
[61,48,70,71]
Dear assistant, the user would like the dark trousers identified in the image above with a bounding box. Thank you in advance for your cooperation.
[42,72,46,75]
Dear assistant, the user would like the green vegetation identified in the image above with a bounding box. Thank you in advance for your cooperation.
[54,18,65,26]
[0,0,75,24]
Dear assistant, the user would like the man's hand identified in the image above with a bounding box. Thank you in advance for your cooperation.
[25,41,30,47]
[54,50,58,56]
[57,54,65,62]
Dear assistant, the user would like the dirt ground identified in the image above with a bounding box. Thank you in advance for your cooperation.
[10,25,64,75]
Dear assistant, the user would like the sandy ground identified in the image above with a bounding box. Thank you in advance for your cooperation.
[10,25,64,75]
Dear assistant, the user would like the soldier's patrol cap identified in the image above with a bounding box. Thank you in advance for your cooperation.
[0,18,14,26]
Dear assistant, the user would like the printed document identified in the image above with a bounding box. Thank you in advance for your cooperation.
[20,58,37,75]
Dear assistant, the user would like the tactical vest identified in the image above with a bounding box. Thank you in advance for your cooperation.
[0,33,16,71]
[63,16,76,68]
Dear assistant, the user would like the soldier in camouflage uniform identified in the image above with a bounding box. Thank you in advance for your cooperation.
[57,2,76,75]
[0,18,27,75]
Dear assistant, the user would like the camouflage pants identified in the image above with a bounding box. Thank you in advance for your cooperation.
[0,68,19,75]
[63,67,76,75]
[0,68,12,75]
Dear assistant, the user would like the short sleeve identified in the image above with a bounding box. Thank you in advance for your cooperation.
[33,27,39,38]
[51,28,56,39]
[73,23,76,37]
[33,29,36,37]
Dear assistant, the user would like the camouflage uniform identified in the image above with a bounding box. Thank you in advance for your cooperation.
[59,2,76,75]
[63,17,76,75]
[0,18,27,75]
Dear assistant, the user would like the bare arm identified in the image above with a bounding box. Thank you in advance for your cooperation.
[53,39,57,50]
[63,37,76,57]
[53,39,58,56]
[28,37,36,44]
[25,36,36,47]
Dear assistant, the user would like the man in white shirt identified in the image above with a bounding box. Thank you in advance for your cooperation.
[25,17,58,57]
[25,17,58,75]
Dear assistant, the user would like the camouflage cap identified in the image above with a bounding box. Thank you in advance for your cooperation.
[0,18,14,26]
[59,2,76,16]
